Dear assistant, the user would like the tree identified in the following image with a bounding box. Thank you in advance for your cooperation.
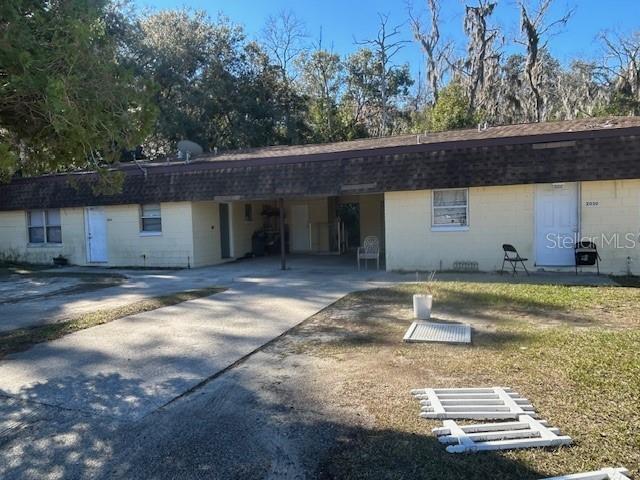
[518,0,574,122]
[554,61,608,119]
[356,13,413,136]
[135,10,308,153]
[461,1,502,118]
[341,47,413,138]
[429,82,476,131]
[261,10,308,143]
[0,0,155,180]
[341,49,378,138]
[408,0,450,104]
[598,30,640,115]
[494,54,526,123]
[135,9,223,152]
[202,41,310,148]
[297,48,345,142]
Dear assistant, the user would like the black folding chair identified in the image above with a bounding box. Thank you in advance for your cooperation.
[575,241,600,275]
[501,244,529,276]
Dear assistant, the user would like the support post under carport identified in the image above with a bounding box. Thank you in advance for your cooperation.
[279,198,286,270]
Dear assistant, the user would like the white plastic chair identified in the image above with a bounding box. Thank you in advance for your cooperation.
[357,236,380,270]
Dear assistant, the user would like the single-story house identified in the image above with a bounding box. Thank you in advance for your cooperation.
[1,117,640,274]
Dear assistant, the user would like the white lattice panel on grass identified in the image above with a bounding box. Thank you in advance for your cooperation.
[410,387,536,420]
[540,468,630,480]
[403,321,471,344]
[433,414,571,453]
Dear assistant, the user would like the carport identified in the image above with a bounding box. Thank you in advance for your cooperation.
[218,193,385,270]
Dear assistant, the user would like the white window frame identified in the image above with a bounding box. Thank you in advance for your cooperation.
[27,209,62,245]
[139,203,162,236]
[431,188,469,231]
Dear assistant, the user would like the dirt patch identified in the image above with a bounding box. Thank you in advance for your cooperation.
[0,275,125,305]
[0,266,126,305]
[243,284,640,479]
[0,286,225,358]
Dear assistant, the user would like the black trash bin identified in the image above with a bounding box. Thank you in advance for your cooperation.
[252,230,266,256]
[575,241,600,275]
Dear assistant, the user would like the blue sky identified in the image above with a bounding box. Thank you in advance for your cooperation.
[133,0,639,78]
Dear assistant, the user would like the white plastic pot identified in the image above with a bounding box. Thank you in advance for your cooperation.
[413,294,433,320]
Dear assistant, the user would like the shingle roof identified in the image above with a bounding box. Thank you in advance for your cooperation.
[1,117,640,211]
[153,116,640,166]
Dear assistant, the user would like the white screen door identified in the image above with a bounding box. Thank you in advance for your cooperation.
[535,183,578,266]
[85,207,108,263]
[290,204,310,252]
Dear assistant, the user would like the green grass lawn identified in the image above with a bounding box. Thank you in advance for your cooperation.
[289,281,640,479]
[417,281,640,326]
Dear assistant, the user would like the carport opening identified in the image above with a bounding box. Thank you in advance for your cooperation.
[223,193,384,269]
[336,202,360,252]
[248,203,289,258]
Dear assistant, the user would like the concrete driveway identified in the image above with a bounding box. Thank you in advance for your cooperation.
[0,258,613,479]
[0,256,399,421]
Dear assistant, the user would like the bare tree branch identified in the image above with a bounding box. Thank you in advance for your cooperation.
[518,0,574,121]
[596,30,640,113]
[462,0,503,116]
[262,9,308,82]
[407,0,450,103]
[355,13,410,135]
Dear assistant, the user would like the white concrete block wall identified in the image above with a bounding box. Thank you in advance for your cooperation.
[1,179,638,272]
[384,185,535,272]
[385,181,640,274]
[0,203,194,268]
[581,180,640,274]
[0,208,86,265]
[104,203,194,268]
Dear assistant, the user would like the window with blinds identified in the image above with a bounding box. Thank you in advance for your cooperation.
[432,189,468,229]
[140,204,162,233]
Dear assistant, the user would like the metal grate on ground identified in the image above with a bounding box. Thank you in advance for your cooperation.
[403,321,471,344]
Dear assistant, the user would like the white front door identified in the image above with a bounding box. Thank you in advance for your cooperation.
[85,207,108,263]
[535,183,579,266]
[290,204,310,252]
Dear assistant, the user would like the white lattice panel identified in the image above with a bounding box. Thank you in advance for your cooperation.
[411,387,536,420]
[433,414,572,453]
[540,468,630,480]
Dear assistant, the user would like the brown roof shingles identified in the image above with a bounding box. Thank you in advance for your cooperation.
[171,116,640,164]
[1,117,640,211]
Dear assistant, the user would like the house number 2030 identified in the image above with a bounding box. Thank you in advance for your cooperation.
[585,201,599,207]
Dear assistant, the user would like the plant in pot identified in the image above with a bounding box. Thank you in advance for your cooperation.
[413,271,436,320]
